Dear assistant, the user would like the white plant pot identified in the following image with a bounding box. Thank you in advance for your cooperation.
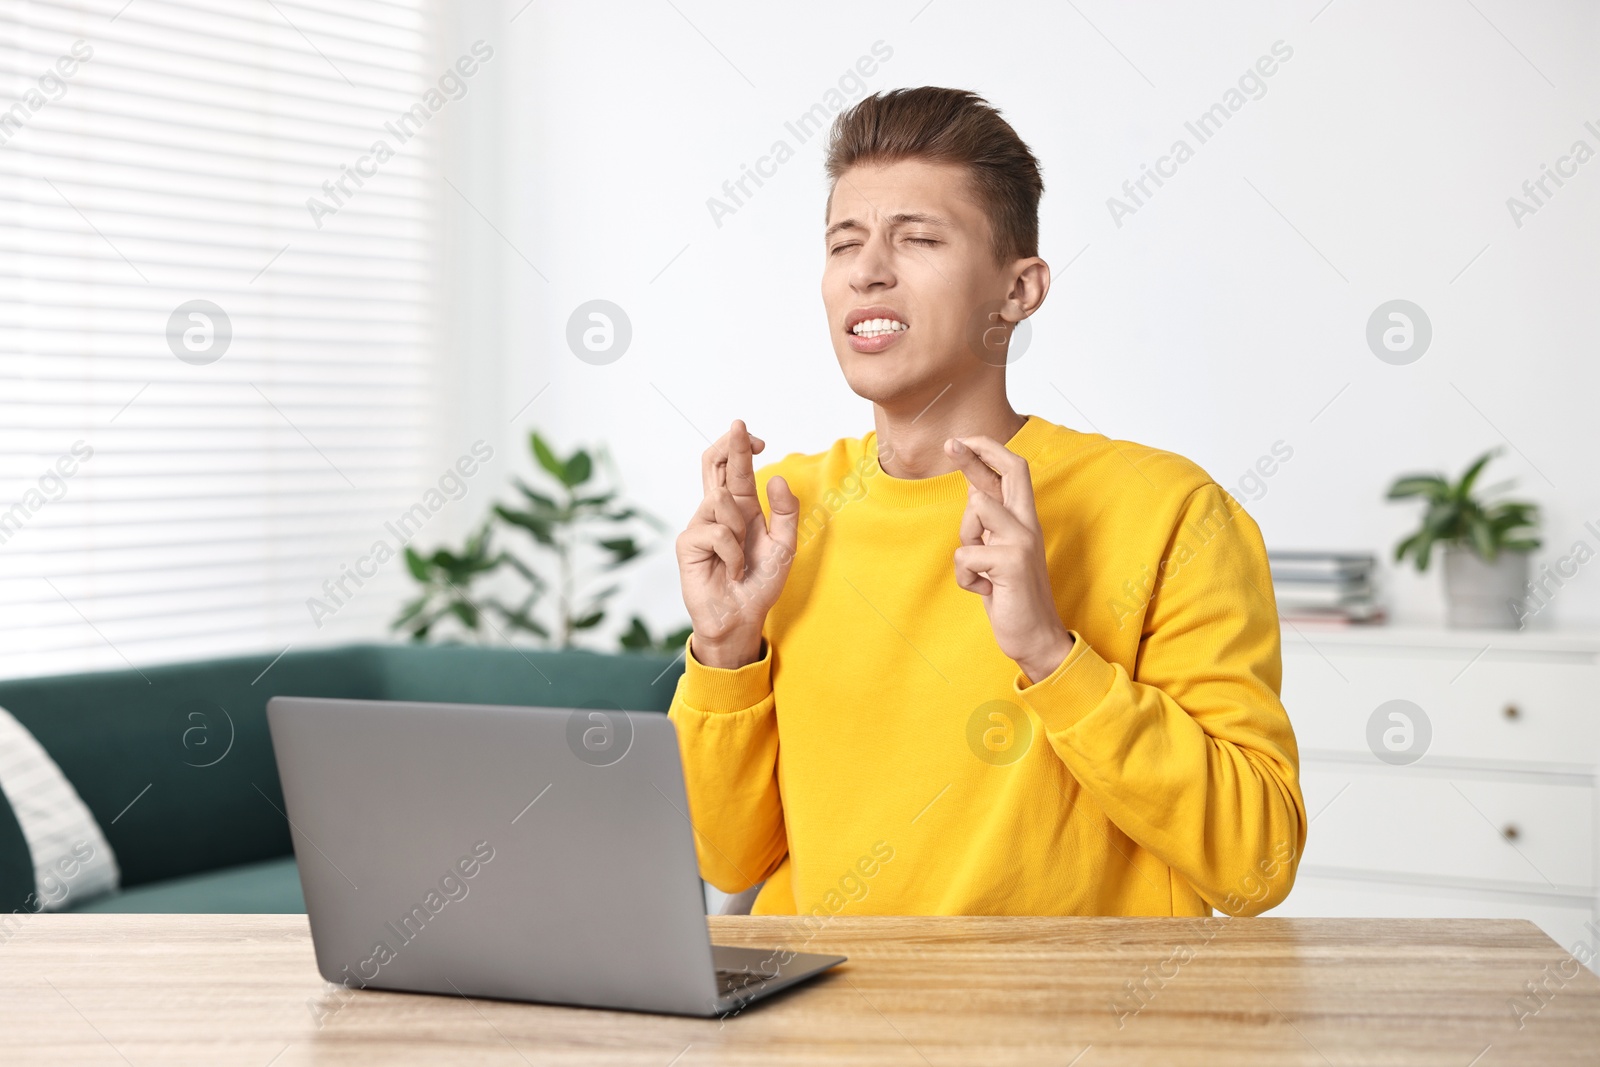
[1441,544,1531,630]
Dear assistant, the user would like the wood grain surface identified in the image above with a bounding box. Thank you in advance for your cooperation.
[0,914,1596,1065]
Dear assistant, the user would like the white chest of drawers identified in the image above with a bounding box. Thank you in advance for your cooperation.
[1265,622,1600,969]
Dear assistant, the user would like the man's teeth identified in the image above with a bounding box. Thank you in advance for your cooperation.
[851,318,908,338]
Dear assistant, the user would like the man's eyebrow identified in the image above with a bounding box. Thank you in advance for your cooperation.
[824,212,952,241]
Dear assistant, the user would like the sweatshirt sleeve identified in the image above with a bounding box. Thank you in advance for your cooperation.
[1016,482,1306,916]
[665,631,789,894]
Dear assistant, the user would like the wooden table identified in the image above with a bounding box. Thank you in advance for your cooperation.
[1,914,1597,1065]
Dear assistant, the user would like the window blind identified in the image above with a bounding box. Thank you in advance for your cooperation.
[0,0,444,680]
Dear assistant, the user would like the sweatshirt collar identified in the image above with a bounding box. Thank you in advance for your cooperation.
[862,414,1052,508]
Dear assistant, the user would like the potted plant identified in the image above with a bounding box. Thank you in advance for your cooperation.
[394,431,693,653]
[1386,447,1541,630]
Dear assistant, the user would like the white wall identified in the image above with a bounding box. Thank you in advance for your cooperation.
[447,0,1600,640]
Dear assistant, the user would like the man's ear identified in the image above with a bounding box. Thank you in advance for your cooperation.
[1004,257,1051,324]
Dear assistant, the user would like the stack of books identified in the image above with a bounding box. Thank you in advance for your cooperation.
[1268,550,1386,625]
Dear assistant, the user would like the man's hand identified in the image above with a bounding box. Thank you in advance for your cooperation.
[675,419,800,669]
[946,435,1074,685]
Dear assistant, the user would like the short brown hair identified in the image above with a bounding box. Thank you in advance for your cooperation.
[823,86,1044,267]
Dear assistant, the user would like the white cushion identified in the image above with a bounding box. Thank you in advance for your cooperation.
[704,880,763,915]
[0,704,120,911]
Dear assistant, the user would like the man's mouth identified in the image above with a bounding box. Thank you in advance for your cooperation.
[849,318,909,339]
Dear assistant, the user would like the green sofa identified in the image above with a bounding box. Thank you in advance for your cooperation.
[0,642,684,914]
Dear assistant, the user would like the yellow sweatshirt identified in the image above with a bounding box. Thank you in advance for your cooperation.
[667,413,1305,919]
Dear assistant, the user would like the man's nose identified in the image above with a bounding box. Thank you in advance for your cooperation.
[851,234,895,289]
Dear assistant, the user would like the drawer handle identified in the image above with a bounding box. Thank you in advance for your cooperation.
[1503,703,1521,721]
[1501,823,1521,841]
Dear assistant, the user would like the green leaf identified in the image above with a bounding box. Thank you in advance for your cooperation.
[1487,507,1537,537]
[448,600,480,631]
[571,610,605,630]
[1502,538,1541,552]
[616,615,695,654]
[1468,516,1497,561]
[495,551,543,586]
[1453,448,1501,504]
[572,492,617,509]
[496,601,550,638]
[531,432,565,480]
[599,537,639,563]
[618,616,651,650]
[1422,502,1463,539]
[403,547,431,582]
[410,608,449,641]
[393,595,431,626]
[495,505,555,546]
[514,493,563,523]
[1488,501,1535,520]
[562,451,593,487]
[515,480,561,512]
[1386,475,1449,501]
[1414,533,1436,573]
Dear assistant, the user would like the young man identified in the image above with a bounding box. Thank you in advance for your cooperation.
[669,87,1305,920]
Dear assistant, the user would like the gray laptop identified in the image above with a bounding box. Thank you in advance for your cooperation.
[265,696,845,1017]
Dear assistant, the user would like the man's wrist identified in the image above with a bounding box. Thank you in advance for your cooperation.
[690,630,764,670]
[1017,630,1075,687]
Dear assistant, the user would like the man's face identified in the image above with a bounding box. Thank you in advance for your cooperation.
[821,158,1020,408]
